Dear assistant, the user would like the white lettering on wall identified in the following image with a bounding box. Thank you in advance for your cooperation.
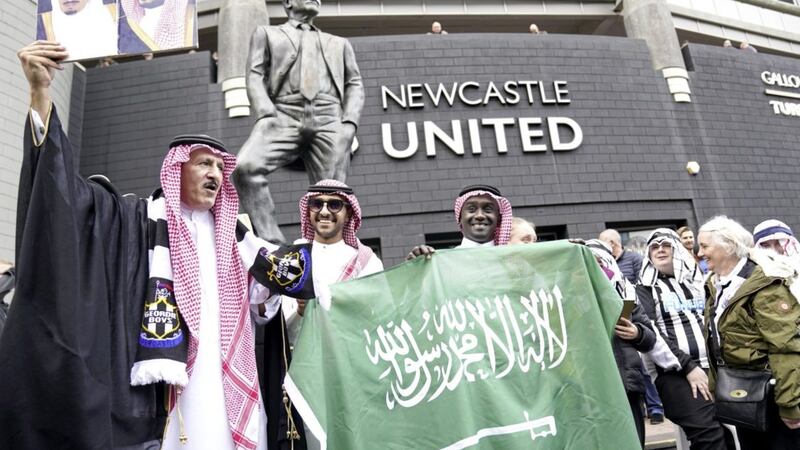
[379,117,584,158]
[761,71,800,117]
[382,122,419,159]
[380,81,582,157]
[548,117,583,151]
[761,71,800,88]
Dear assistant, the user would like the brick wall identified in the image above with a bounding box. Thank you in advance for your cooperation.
[679,45,800,229]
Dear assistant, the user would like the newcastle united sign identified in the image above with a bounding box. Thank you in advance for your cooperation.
[379,80,583,159]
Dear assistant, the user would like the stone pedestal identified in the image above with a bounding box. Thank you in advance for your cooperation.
[624,0,691,103]
[218,0,269,117]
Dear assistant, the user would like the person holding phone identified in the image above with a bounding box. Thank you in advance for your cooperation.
[586,239,656,448]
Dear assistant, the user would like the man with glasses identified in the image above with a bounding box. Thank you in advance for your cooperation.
[278,179,382,450]
[283,178,382,336]
[637,229,729,450]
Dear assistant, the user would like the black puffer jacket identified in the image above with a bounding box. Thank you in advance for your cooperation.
[616,250,643,284]
[612,303,656,394]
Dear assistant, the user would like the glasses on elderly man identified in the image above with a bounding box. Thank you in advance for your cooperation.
[648,241,673,251]
[308,198,349,213]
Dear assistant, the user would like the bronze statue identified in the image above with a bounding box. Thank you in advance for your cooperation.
[233,0,365,243]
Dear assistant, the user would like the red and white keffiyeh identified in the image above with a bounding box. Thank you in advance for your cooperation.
[121,0,189,50]
[453,189,513,246]
[160,142,260,450]
[299,179,362,248]
[299,179,374,279]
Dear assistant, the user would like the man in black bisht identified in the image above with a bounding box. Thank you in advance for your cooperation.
[0,42,312,450]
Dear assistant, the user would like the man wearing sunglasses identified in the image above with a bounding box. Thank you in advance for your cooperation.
[636,229,729,450]
[284,179,382,328]
[279,179,382,450]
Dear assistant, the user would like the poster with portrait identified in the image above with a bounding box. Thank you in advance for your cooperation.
[36,0,198,62]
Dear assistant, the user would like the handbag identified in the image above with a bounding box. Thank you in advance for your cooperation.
[714,366,776,432]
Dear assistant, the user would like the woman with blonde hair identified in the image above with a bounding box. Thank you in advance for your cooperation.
[698,216,800,449]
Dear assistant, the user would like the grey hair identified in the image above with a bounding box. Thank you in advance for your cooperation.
[698,216,753,258]
[511,217,535,229]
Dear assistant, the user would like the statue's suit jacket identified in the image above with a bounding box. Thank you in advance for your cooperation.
[246,21,365,127]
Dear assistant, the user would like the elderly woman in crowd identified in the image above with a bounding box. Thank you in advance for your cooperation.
[698,216,800,449]
[586,239,656,448]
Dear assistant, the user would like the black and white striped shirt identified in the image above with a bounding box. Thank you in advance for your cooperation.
[637,275,708,372]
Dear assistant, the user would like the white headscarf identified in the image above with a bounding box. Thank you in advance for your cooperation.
[753,219,800,257]
[639,228,704,296]
[51,0,118,61]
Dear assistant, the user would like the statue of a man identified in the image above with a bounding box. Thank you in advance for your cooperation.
[233,0,364,243]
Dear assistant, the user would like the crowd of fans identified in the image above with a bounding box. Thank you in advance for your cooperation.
[506,217,799,449]
[3,26,794,448]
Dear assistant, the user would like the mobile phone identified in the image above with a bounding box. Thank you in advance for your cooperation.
[620,300,636,320]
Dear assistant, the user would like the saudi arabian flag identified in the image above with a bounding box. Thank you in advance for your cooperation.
[285,241,640,450]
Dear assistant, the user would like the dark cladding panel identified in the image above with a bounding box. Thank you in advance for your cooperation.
[677,44,800,231]
[76,36,800,266]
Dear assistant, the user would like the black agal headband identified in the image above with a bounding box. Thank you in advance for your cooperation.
[169,134,228,153]
[458,184,502,197]
[308,184,354,195]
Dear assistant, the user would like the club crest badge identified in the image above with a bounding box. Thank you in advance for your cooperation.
[139,280,184,348]
[261,245,312,295]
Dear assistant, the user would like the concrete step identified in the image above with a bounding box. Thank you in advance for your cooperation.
[645,417,678,450]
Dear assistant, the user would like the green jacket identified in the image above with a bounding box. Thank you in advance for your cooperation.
[704,260,800,420]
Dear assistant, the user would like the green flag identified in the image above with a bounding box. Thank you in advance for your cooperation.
[286,241,640,449]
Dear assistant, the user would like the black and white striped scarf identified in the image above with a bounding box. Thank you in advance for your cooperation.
[130,191,315,387]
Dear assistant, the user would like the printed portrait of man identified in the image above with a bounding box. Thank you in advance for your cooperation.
[118,0,198,54]
[36,0,119,61]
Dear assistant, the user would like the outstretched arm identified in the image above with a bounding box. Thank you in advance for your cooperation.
[18,41,67,123]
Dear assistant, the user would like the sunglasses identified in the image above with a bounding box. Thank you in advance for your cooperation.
[648,241,673,251]
[308,198,349,213]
